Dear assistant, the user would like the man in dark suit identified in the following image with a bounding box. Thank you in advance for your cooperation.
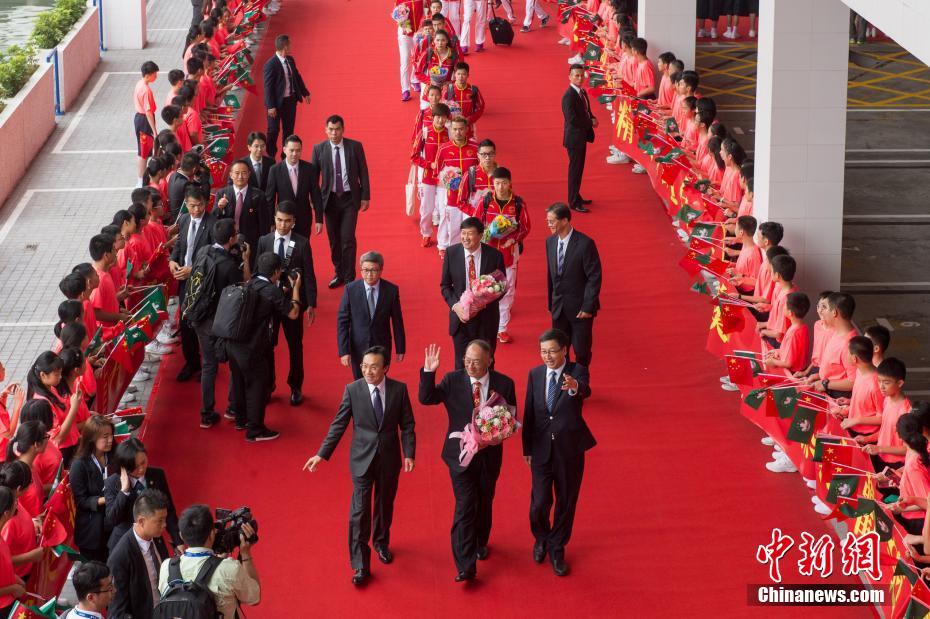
[304,346,416,586]
[263,34,310,158]
[236,131,275,191]
[256,201,317,405]
[545,202,602,367]
[310,115,371,288]
[523,328,596,576]
[166,152,209,223]
[562,64,597,213]
[168,186,216,381]
[107,489,170,619]
[336,251,406,380]
[214,160,271,261]
[265,134,323,240]
[440,217,506,370]
[419,340,517,582]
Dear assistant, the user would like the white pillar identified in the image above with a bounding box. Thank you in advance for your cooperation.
[753,0,848,293]
[637,0,696,70]
[102,0,147,50]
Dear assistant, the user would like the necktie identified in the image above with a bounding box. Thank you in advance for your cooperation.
[277,237,286,260]
[334,146,345,196]
[282,58,292,96]
[372,386,384,428]
[235,190,244,224]
[289,165,299,194]
[367,286,376,319]
[254,159,262,182]
[134,479,145,493]
[579,88,590,113]
[467,254,477,288]
[547,371,558,412]
[185,220,198,266]
[557,240,565,276]
[147,543,161,603]
[472,381,482,407]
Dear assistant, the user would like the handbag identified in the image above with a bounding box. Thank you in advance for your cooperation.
[405,164,418,217]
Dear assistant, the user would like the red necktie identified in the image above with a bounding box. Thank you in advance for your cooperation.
[235,190,244,225]
[467,254,477,287]
[472,381,481,407]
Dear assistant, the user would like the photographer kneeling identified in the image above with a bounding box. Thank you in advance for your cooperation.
[157,505,260,618]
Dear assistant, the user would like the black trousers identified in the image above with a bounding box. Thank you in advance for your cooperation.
[348,455,401,570]
[228,343,272,437]
[266,95,297,159]
[447,447,502,573]
[271,312,305,392]
[451,311,499,370]
[324,192,359,282]
[530,450,585,555]
[194,321,235,417]
[552,313,594,368]
[566,144,587,210]
[178,281,200,369]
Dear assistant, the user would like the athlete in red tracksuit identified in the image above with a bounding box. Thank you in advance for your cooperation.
[433,116,478,253]
[395,0,427,100]
[415,25,459,109]
[443,61,485,138]
[457,138,499,215]
[411,103,451,246]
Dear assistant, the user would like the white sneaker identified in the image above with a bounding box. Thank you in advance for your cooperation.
[773,444,783,453]
[145,341,173,355]
[697,29,706,38]
[631,163,647,174]
[748,29,756,38]
[157,332,179,345]
[811,495,822,504]
[132,372,151,384]
[676,229,689,241]
[609,145,621,155]
[765,456,798,473]
[721,382,740,392]
[567,54,583,64]
[558,37,570,45]
[720,375,731,383]
[813,502,832,515]
[760,436,775,446]
[723,28,736,39]
[607,153,630,164]
[710,28,718,39]
[126,384,138,394]
[805,478,816,489]
[120,393,137,405]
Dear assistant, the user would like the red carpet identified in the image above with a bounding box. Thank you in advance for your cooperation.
[144,2,872,616]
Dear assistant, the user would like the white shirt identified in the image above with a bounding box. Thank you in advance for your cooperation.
[277,53,292,97]
[133,530,162,605]
[367,378,387,411]
[273,232,292,259]
[546,361,576,398]
[330,141,350,193]
[61,607,104,619]
[470,372,490,406]
[185,217,203,266]
[464,245,482,279]
[556,227,573,268]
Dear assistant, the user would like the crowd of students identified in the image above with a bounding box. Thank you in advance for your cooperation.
[562,0,930,577]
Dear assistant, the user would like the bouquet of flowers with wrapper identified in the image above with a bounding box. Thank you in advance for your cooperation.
[449,393,520,467]
[445,99,463,117]
[468,188,492,212]
[482,214,517,242]
[391,4,413,34]
[457,270,507,320]
[438,166,463,191]
[428,65,450,85]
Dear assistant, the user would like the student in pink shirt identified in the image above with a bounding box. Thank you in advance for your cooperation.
[174,89,202,146]
[735,166,754,217]
[0,486,25,615]
[164,69,185,109]
[656,51,677,108]
[161,105,194,152]
[90,233,130,336]
[133,61,159,186]
[757,254,796,346]
[795,290,833,379]
[703,136,725,184]
[837,336,885,435]
[888,412,930,534]
[864,324,890,366]
[714,138,746,206]
[764,292,810,376]
[857,358,910,471]
[739,245,787,326]
[17,400,63,491]
[726,215,763,293]
[630,38,655,98]
[808,292,858,397]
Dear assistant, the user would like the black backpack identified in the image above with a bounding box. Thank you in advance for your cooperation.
[182,246,221,324]
[212,280,260,341]
[153,555,223,619]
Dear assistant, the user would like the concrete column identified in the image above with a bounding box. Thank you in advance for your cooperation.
[102,0,147,50]
[753,0,848,293]
[637,0,696,70]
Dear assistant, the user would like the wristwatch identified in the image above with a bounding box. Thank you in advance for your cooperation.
[821,379,829,392]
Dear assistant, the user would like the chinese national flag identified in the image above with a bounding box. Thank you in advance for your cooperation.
[660,162,683,186]
[678,249,709,277]
[717,302,745,334]
[904,578,930,619]
[725,355,755,387]
[139,132,154,158]
[820,443,856,484]
[39,513,68,548]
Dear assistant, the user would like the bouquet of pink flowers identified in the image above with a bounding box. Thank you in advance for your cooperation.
[438,165,463,191]
[449,393,520,467]
[481,214,517,242]
[391,5,413,34]
[457,269,506,320]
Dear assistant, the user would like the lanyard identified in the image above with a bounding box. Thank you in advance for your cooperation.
[184,550,214,558]
[72,610,102,619]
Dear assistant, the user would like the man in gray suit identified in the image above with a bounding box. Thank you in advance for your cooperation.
[303,346,415,586]
[310,115,371,289]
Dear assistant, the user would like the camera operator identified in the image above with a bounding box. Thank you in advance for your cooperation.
[256,201,317,407]
[158,505,260,619]
[226,252,301,442]
[188,219,251,429]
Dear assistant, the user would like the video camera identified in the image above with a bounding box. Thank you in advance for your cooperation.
[213,507,259,554]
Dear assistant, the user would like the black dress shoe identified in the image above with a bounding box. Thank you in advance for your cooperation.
[328,276,344,289]
[176,364,200,382]
[454,569,476,582]
[476,546,489,560]
[352,568,369,585]
[533,542,546,564]
[375,546,393,564]
[289,390,304,406]
[581,198,592,205]
[550,553,568,577]
[571,205,590,213]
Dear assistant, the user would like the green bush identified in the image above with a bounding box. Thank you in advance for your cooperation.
[30,0,88,49]
[0,45,39,99]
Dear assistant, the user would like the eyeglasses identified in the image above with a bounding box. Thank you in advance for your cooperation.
[93,585,116,594]
[539,349,563,357]
[360,268,381,274]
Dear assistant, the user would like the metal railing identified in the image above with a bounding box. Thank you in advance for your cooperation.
[45,48,62,116]
[92,0,106,51]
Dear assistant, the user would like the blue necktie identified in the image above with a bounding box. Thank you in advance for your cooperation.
[372,386,384,428]
[557,240,565,276]
[547,371,558,412]
[277,237,286,260]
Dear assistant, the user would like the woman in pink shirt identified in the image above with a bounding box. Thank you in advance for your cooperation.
[889,412,930,534]
[0,461,42,578]
[717,138,747,206]
[18,400,63,492]
[0,486,25,617]
[703,136,725,184]
[25,352,82,468]
[4,422,48,518]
